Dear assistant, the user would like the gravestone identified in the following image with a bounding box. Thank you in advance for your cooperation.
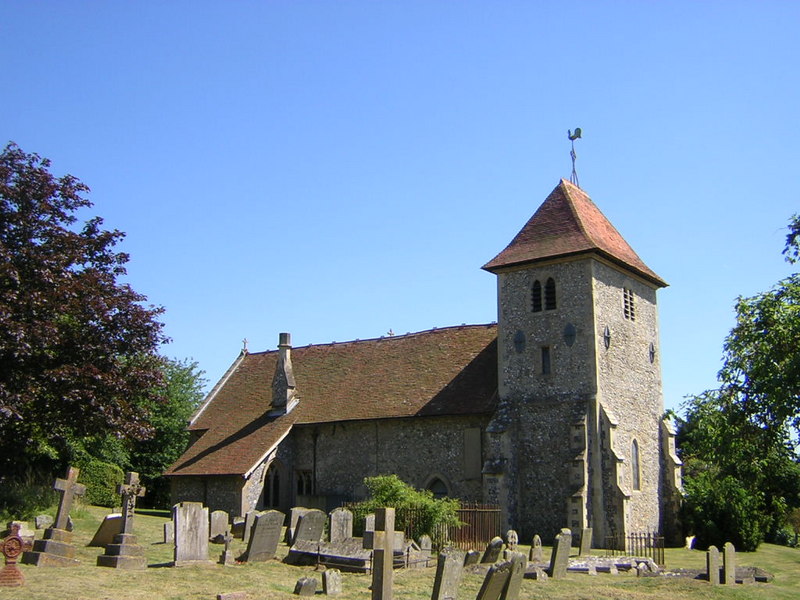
[706,545,720,585]
[431,547,466,600]
[285,507,309,544]
[547,528,572,580]
[528,535,543,563]
[365,513,375,532]
[294,509,326,544]
[172,501,212,566]
[371,507,395,600]
[242,510,258,544]
[88,514,123,547]
[239,510,285,562]
[505,530,518,552]
[163,521,174,544]
[96,471,147,568]
[22,466,86,566]
[210,510,230,543]
[323,568,343,595]
[480,536,504,564]
[463,550,481,566]
[579,528,592,556]
[499,552,526,600]
[418,535,432,562]
[0,524,25,587]
[217,593,249,600]
[723,542,736,585]
[34,515,53,530]
[294,576,318,596]
[329,507,353,543]
[219,530,235,566]
[475,560,512,600]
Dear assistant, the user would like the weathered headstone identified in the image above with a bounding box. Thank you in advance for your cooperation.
[242,510,258,544]
[34,515,53,530]
[475,560,512,600]
[239,510,285,562]
[323,568,343,595]
[706,545,720,585]
[294,576,318,596]
[329,507,353,543]
[365,513,375,532]
[528,535,543,563]
[210,510,230,543]
[463,550,481,566]
[163,520,174,544]
[547,528,572,580]
[480,536,504,564]
[578,527,592,556]
[87,513,123,547]
[96,471,147,568]
[505,530,518,552]
[431,547,466,600]
[285,507,309,544]
[723,542,736,585]
[371,507,395,600]
[219,530,235,566]
[217,593,249,600]
[22,466,86,566]
[418,535,433,562]
[172,501,212,566]
[0,524,25,587]
[499,552,526,600]
[294,508,326,544]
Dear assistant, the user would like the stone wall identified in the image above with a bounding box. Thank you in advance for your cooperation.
[170,475,245,516]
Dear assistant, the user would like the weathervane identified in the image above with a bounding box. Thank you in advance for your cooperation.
[568,128,582,187]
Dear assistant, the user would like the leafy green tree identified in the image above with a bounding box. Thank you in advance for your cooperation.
[0,142,168,478]
[677,214,800,550]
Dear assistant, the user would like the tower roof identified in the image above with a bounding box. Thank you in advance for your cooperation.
[482,179,667,287]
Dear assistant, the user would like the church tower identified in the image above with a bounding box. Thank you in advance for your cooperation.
[482,179,681,545]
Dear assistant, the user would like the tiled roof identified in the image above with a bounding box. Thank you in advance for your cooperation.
[165,324,498,477]
[483,179,666,287]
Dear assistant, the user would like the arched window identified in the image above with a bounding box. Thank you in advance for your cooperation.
[263,462,281,508]
[427,477,449,499]
[545,278,557,310]
[531,280,543,313]
[631,440,641,491]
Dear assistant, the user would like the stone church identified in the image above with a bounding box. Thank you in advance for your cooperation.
[165,179,683,545]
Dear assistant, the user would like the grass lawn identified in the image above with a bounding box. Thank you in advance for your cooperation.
[2,505,798,600]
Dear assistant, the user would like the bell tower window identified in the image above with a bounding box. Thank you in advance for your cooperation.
[624,288,636,321]
[545,277,557,310]
[532,280,542,312]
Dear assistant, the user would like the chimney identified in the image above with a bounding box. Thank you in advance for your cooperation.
[270,332,298,416]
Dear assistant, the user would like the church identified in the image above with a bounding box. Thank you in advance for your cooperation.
[165,178,683,545]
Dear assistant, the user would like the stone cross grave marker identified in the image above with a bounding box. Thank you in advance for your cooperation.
[219,530,235,566]
[722,542,736,585]
[118,471,146,534]
[294,509,326,544]
[172,502,212,566]
[239,510,285,562]
[499,552,526,600]
[474,560,512,600]
[431,547,466,600]
[54,466,87,531]
[329,507,353,543]
[371,507,395,600]
[528,535,543,563]
[480,536,503,564]
[548,528,572,580]
[706,545,720,585]
[96,472,147,568]
[0,524,25,587]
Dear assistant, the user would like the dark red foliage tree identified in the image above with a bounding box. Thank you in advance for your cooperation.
[0,143,168,476]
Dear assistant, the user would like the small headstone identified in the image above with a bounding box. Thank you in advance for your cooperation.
[365,513,375,532]
[505,530,518,552]
[329,507,354,543]
[578,527,592,556]
[163,521,174,544]
[463,550,481,566]
[0,524,25,587]
[87,514,123,547]
[231,516,245,539]
[219,530,235,566]
[294,576,318,596]
[547,528,572,580]
[431,547,466,600]
[34,515,53,530]
[172,501,212,566]
[418,535,432,560]
[706,545,720,585]
[242,510,258,544]
[323,568,343,595]
[723,542,736,585]
[217,593,249,600]
[210,510,230,543]
[499,552,526,600]
[294,509,326,544]
[528,535,543,563]
[239,510,285,562]
[481,536,504,564]
[475,560,512,600]
[371,508,394,600]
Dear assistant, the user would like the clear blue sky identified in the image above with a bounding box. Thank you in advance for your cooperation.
[3,1,798,414]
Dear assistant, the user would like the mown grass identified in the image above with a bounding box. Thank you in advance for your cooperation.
[2,505,798,600]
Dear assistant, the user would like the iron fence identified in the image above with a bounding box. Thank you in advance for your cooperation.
[604,532,665,567]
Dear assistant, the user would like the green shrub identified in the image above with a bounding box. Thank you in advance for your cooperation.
[0,471,58,521]
[77,460,124,507]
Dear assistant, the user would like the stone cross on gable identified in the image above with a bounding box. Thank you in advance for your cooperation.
[117,472,146,534]
[53,466,86,530]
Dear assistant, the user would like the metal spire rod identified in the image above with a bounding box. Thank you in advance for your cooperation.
[568,128,582,187]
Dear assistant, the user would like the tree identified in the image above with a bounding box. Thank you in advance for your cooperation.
[677,214,800,550]
[0,143,168,477]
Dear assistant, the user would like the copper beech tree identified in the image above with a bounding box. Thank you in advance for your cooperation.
[0,143,168,476]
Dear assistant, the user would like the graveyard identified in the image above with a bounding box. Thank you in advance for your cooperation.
[2,500,799,600]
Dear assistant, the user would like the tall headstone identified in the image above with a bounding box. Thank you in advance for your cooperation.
[499,552,526,600]
[285,507,309,544]
[547,528,572,580]
[431,547,466,600]
[528,535,543,563]
[475,560,512,600]
[0,524,25,587]
[22,466,86,566]
[371,508,395,600]
[239,510,285,562]
[210,510,230,543]
[329,508,354,543]
[242,510,257,544]
[706,545,720,585]
[480,536,504,564]
[578,528,592,556]
[97,471,147,568]
[294,509,326,544]
[722,542,736,585]
[172,502,212,566]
